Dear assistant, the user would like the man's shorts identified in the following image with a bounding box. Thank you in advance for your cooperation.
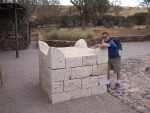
[108,57,121,73]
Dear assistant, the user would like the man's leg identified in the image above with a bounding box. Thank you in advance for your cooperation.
[116,71,121,84]
[113,57,121,90]
[107,70,111,89]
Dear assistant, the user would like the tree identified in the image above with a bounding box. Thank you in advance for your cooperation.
[139,0,150,12]
[35,0,61,25]
[70,0,109,29]
[110,0,122,17]
[139,0,150,27]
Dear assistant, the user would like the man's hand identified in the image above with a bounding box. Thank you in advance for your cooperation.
[93,44,103,48]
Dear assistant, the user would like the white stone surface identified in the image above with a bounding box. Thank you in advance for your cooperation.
[51,68,71,82]
[52,92,71,104]
[49,47,66,69]
[38,40,108,104]
[92,85,107,95]
[71,66,92,79]
[94,48,108,64]
[74,39,87,48]
[82,76,98,88]
[66,57,82,68]
[82,55,97,66]
[64,79,81,91]
[99,75,107,86]
[92,64,108,75]
[52,81,63,93]
[70,88,91,99]
[58,47,95,58]
[38,41,49,55]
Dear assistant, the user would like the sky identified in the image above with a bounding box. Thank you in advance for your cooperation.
[59,0,141,7]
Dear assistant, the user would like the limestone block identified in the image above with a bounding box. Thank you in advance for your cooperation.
[82,76,98,88]
[92,64,108,75]
[92,85,107,95]
[40,72,50,94]
[94,48,108,64]
[82,55,97,66]
[38,41,49,55]
[70,88,91,99]
[74,39,87,48]
[51,68,71,82]
[48,47,65,69]
[66,57,82,68]
[52,92,71,104]
[99,75,107,86]
[64,79,81,91]
[52,81,63,93]
[71,66,92,79]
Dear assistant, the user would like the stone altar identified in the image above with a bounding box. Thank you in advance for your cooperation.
[38,39,108,104]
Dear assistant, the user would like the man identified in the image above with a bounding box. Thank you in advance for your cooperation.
[94,32,121,90]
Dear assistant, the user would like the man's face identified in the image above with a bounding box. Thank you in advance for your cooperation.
[102,34,109,42]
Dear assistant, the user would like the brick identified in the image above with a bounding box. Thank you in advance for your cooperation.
[82,55,97,66]
[70,88,91,99]
[52,81,63,93]
[82,76,98,88]
[48,47,66,69]
[94,48,108,64]
[52,92,71,104]
[92,64,108,75]
[64,79,81,91]
[66,57,82,68]
[71,66,92,79]
[99,75,107,86]
[51,68,71,82]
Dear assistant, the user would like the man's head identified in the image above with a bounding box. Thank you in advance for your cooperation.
[102,32,110,42]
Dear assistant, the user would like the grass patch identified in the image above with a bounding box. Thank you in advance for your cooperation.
[46,29,94,41]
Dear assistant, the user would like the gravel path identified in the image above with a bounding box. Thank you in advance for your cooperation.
[0,41,150,113]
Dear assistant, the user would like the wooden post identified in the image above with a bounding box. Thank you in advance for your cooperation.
[14,6,19,58]
[29,21,31,44]
[0,63,2,86]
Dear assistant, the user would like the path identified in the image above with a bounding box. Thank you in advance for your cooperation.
[0,41,150,113]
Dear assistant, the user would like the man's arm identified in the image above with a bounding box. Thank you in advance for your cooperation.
[101,42,110,48]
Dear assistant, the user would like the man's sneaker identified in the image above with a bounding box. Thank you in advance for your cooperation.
[114,83,120,90]
[107,83,111,89]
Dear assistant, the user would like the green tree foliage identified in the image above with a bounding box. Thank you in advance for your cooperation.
[70,0,109,29]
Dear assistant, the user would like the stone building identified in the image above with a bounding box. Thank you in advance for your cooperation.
[0,3,30,50]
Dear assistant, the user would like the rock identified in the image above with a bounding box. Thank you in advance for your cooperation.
[145,67,150,74]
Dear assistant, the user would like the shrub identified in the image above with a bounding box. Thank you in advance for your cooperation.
[46,29,94,41]
[128,12,149,25]
[146,13,150,28]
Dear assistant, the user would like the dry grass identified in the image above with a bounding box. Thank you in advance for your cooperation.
[91,26,150,37]
[44,29,94,41]
[108,7,148,16]
[60,5,148,16]
[32,26,150,40]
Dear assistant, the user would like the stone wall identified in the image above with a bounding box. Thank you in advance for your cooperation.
[0,6,29,50]
[41,35,150,47]
[38,40,108,104]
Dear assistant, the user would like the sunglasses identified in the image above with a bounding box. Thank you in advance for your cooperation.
[102,36,108,38]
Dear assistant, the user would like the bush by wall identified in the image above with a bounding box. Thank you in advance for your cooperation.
[46,29,94,41]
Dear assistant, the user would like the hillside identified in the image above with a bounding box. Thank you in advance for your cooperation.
[60,5,148,16]
[108,6,148,16]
